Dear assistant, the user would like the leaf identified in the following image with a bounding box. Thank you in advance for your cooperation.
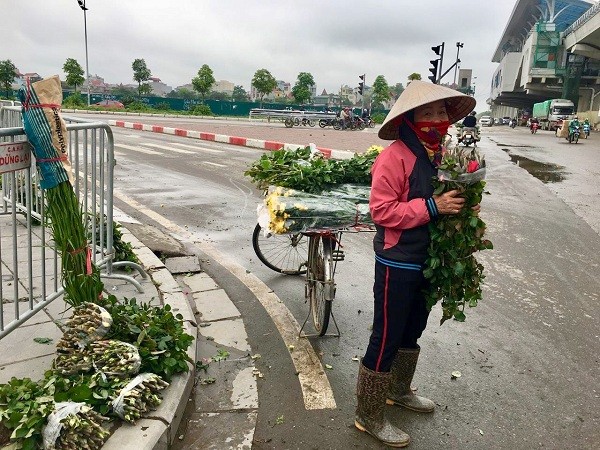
[32,337,53,345]
[325,364,333,370]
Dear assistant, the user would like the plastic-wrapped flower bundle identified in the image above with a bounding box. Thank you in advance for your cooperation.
[263,185,372,234]
[42,402,110,450]
[424,146,493,324]
[89,340,142,377]
[111,373,169,423]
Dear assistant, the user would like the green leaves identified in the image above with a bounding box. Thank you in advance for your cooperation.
[424,177,493,324]
[244,146,378,194]
[102,296,194,381]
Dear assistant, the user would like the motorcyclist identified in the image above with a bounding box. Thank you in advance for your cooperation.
[568,116,581,137]
[529,117,539,131]
[460,111,479,141]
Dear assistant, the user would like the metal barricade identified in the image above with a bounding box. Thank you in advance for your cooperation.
[0,106,146,340]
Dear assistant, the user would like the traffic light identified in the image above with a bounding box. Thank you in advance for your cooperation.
[428,59,439,84]
[428,43,444,84]
[358,74,365,95]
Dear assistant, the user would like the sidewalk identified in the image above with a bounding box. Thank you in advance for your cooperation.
[0,211,257,449]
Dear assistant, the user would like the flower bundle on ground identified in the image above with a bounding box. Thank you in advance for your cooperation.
[42,402,110,450]
[424,146,493,324]
[111,373,169,423]
[89,340,142,377]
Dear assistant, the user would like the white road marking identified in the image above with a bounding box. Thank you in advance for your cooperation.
[114,190,337,410]
[203,161,227,168]
[116,143,162,155]
[170,142,225,153]
[142,143,195,154]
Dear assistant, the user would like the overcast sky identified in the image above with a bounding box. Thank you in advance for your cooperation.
[2,0,518,110]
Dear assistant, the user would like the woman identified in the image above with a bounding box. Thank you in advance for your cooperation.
[355,81,476,447]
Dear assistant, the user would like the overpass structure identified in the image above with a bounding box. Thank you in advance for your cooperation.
[489,0,600,119]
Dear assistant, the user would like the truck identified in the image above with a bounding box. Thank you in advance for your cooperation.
[532,99,575,131]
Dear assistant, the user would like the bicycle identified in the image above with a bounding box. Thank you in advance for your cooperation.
[252,223,372,336]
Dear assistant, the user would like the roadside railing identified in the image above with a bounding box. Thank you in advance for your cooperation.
[0,106,146,340]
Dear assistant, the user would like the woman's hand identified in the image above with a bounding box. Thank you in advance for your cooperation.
[433,190,465,215]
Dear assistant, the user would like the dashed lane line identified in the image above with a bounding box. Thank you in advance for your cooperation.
[141,143,195,154]
[115,143,162,155]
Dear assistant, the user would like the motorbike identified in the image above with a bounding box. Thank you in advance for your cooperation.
[318,118,335,128]
[458,128,476,147]
[567,126,580,144]
[530,122,539,134]
[583,123,590,139]
[509,119,517,129]
[362,116,375,128]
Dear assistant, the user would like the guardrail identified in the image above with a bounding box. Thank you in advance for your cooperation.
[0,106,146,340]
[563,2,600,36]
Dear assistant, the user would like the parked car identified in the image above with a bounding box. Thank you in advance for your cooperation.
[92,100,125,109]
[502,117,511,125]
[494,118,503,125]
[479,116,493,127]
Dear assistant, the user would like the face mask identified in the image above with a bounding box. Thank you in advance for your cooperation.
[410,120,450,145]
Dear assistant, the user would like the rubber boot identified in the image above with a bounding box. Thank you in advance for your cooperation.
[355,362,410,447]
[386,348,435,413]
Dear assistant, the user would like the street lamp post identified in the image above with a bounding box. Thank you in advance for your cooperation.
[453,42,464,86]
[77,0,91,106]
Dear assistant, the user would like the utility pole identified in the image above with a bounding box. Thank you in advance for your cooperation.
[77,0,91,106]
[453,42,464,86]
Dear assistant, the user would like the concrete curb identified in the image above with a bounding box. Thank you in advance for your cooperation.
[108,119,356,160]
[102,227,197,450]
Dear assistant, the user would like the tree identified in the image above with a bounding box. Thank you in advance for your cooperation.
[251,68,277,108]
[390,82,405,98]
[132,58,151,98]
[63,58,85,93]
[232,85,248,102]
[0,59,17,99]
[192,64,215,102]
[291,72,315,104]
[371,75,390,107]
[408,73,422,81]
[208,91,230,101]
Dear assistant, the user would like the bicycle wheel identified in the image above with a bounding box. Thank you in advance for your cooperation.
[252,224,307,275]
[307,235,334,335]
[307,119,316,127]
[318,119,328,128]
[284,118,294,128]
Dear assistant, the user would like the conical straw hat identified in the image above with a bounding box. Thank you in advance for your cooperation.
[378,80,476,140]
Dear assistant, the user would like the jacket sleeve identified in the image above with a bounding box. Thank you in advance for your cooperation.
[369,152,434,230]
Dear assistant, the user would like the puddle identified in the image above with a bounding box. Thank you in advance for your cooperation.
[501,149,566,183]
[496,143,535,148]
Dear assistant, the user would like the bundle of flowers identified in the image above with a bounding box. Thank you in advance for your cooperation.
[261,185,372,234]
[245,145,383,193]
[111,373,169,423]
[42,402,110,450]
[423,146,493,324]
[248,145,384,233]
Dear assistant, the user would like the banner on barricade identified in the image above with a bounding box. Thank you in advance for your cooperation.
[0,141,32,174]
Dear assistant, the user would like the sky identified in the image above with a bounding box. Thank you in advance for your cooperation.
[1,0,519,110]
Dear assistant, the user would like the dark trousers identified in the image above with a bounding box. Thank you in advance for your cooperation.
[362,261,431,373]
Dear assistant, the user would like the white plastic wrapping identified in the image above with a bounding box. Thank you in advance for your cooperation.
[42,402,86,450]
